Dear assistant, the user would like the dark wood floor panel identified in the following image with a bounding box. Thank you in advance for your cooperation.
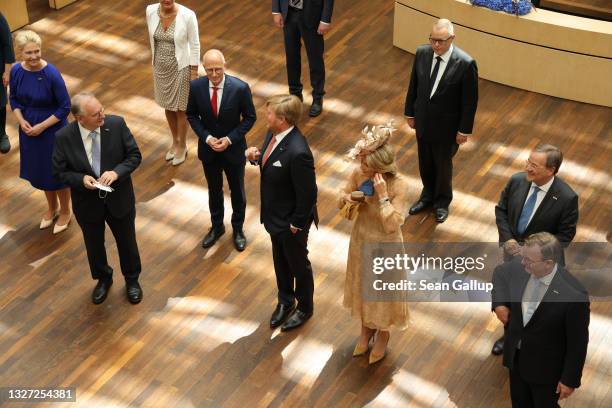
[1,1,611,407]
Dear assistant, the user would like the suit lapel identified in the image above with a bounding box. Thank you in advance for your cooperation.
[526,179,560,234]
[202,78,214,118]
[524,269,562,329]
[435,51,458,95]
[424,48,434,95]
[514,271,531,327]
[263,128,294,169]
[100,126,111,174]
[72,122,95,176]
[217,75,231,118]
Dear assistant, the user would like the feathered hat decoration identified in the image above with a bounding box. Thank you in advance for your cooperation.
[347,120,396,159]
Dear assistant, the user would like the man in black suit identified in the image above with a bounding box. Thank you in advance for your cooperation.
[272,0,334,117]
[52,92,143,304]
[186,49,256,251]
[246,94,318,331]
[0,12,15,154]
[404,18,478,223]
[492,232,589,407]
[492,144,579,355]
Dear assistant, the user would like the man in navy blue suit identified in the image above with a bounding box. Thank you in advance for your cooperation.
[187,49,257,251]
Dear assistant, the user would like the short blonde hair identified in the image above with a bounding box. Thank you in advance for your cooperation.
[14,30,42,50]
[266,94,302,126]
[365,143,397,175]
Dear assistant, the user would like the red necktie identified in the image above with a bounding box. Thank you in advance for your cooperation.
[261,135,277,166]
[211,87,218,117]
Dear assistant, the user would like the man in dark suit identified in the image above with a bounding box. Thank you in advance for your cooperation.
[52,92,143,305]
[0,11,15,154]
[186,49,256,251]
[492,232,589,407]
[272,0,334,117]
[492,144,579,355]
[404,18,478,223]
[246,94,318,331]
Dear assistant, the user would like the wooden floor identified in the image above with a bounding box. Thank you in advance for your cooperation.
[1,1,611,407]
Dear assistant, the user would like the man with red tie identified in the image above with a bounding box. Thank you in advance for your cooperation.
[186,49,257,251]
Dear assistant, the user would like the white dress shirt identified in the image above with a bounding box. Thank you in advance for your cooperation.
[267,125,294,157]
[78,122,101,167]
[523,177,555,228]
[521,264,557,325]
[430,44,454,98]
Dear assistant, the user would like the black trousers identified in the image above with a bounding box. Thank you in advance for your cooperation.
[78,206,141,282]
[270,225,314,314]
[0,105,6,135]
[416,138,459,209]
[509,350,560,408]
[202,158,246,231]
[283,8,325,100]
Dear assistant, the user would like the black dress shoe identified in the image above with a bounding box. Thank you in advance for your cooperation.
[126,281,143,304]
[0,133,10,154]
[290,92,304,102]
[408,200,431,215]
[280,309,313,332]
[491,336,504,356]
[92,278,112,304]
[435,208,449,223]
[202,226,225,248]
[233,230,247,252]
[309,100,323,117]
[270,303,295,328]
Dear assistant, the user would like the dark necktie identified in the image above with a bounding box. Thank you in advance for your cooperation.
[517,186,541,235]
[429,56,443,96]
[211,87,218,117]
[261,135,277,167]
[290,0,303,9]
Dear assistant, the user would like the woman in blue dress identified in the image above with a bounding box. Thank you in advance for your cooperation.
[9,30,72,233]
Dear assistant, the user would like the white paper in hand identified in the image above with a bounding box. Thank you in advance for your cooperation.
[93,182,114,192]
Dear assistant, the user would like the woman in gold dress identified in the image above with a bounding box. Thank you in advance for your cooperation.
[339,124,417,364]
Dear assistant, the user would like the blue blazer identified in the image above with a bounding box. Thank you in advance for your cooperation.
[186,74,256,165]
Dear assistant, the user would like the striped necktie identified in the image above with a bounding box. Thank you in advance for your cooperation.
[90,131,101,177]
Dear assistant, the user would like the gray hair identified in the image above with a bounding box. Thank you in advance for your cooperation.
[525,232,563,264]
[433,18,454,36]
[70,92,97,116]
[14,30,42,50]
[534,144,563,174]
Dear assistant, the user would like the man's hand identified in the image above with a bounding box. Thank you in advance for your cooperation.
[273,13,284,28]
[2,71,9,87]
[245,146,261,162]
[406,117,415,130]
[494,306,510,325]
[456,132,468,145]
[317,22,331,35]
[83,175,97,190]
[503,239,521,257]
[211,137,230,152]
[290,225,299,234]
[556,382,574,400]
[98,171,118,186]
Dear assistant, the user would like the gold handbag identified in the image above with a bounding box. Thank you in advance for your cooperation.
[340,201,361,220]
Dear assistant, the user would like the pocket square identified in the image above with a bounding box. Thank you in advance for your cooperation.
[273,160,282,167]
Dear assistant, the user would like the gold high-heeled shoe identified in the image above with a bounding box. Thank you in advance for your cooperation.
[40,212,59,229]
[369,331,390,364]
[53,213,71,234]
[353,328,376,357]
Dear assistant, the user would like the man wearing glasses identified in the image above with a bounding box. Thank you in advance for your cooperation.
[186,49,256,251]
[404,18,478,223]
[491,232,589,407]
[52,92,143,305]
[492,144,579,355]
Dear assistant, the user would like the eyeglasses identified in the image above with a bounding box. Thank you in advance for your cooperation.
[521,256,549,266]
[429,36,452,45]
[204,67,224,74]
[525,159,544,170]
[90,107,105,118]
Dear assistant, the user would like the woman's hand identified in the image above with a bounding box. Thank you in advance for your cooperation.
[20,120,33,135]
[372,173,388,199]
[344,193,358,204]
[27,123,47,137]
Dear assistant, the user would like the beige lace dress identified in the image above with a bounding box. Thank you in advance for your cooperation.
[339,167,418,330]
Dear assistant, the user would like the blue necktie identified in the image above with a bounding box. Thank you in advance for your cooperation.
[517,186,540,235]
[90,131,100,177]
[523,278,542,326]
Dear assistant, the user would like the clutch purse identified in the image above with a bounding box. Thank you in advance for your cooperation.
[340,191,365,220]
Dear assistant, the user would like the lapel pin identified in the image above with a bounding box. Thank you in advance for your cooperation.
[104,128,109,132]
[553,290,559,294]
[552,196,558,200]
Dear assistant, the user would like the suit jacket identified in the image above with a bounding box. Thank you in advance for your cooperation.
[186,75,256,165]
[495,172,578,246]
[404,45,478,143]
[0,12,15,106]
[272,0,334,27]
[257,127,318,236]
[492,259,589,388]
[52,115,142,223]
